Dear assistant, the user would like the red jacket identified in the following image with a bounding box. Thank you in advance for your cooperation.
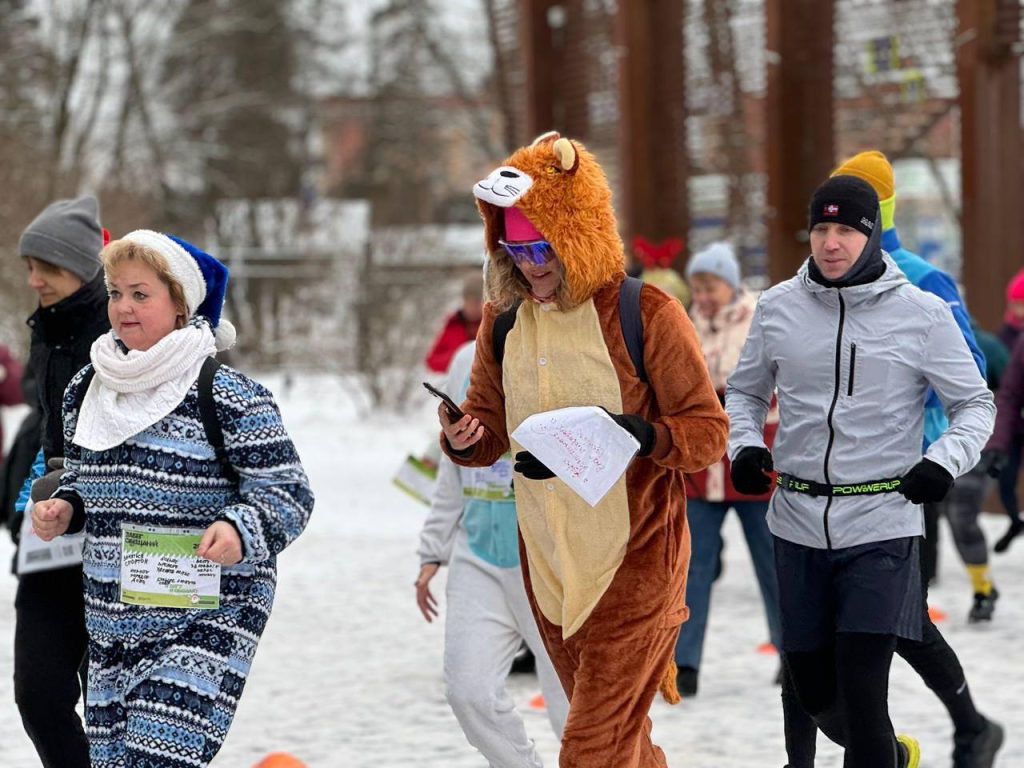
[0,346,25,462]
[425,311,480,374]
[682,291,777,502]
[685,402,777,501]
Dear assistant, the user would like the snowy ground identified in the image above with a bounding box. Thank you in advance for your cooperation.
[0,373,1021,767]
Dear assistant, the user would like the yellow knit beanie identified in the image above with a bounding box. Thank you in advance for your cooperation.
[833,150,896,230]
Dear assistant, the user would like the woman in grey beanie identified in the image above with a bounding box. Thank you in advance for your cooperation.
[19,196,104,283]
[13,194,109,768]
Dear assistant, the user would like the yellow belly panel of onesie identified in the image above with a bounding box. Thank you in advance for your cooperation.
[502,298,631,639]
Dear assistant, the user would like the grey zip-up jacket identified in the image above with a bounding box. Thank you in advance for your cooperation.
[726,255,995,550]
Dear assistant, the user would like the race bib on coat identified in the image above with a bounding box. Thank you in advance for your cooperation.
[462,455,515,500]
[119,523,221,610]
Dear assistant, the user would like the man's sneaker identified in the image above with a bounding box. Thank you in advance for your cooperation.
[897,734,921,768]
[509,644,536,675]
[953,718,1005,768]
[968,588,999,623]
[994,519,1024,553]
[676,665,698,697]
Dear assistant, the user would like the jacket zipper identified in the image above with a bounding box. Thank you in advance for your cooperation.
[847,343,857,397]
[822,293,846,550]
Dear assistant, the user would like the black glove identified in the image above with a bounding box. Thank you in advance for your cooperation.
[981,449,1009,479]
[514,451,555,480]
[30,457,65,503]
[899,459,954,505]
[730,446,774,495]
[599,409,657,457]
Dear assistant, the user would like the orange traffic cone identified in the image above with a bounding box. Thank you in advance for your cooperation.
[928,604,948,623]
[756,642,778,655]
[529,694,546,709]
[253,753,307,768]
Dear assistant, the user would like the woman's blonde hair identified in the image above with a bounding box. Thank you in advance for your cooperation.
[486,251,575,312]
[101,240,189,329]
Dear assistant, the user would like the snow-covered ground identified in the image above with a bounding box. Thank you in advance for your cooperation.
[0,373,1021,767]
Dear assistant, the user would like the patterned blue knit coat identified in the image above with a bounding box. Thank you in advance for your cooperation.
[55,362,314,768]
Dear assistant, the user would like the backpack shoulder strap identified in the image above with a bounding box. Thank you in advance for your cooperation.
[72,367,97,414]
[491,300,522,365]
[197,357,237,480]
[619,276,647,384]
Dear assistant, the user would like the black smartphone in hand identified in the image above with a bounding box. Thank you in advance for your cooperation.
[423,382,466,422]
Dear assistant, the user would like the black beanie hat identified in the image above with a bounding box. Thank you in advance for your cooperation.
[808,175,879,238]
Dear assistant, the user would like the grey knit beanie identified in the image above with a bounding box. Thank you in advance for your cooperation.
[18,196,103,282]
[685,241,741,289]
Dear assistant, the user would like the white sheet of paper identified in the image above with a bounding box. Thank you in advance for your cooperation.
[17,499,84,575]
[511,406,640,507]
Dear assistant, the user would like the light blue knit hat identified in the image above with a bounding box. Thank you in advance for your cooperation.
[685,241,741,289]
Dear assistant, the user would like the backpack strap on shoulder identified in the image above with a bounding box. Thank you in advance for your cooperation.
[619,276,647,384]
[197,357,237,481]
[491,300,522,365]
[73,367,97,414]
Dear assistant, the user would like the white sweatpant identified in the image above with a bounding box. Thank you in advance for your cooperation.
[444,530,568,767]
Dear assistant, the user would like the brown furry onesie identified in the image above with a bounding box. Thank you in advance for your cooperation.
[442,132,729,767]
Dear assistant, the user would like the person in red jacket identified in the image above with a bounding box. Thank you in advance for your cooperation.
[425,271,484,374]
[984,268,1024,552]
[674,242,781,696]
[0,345,26,463]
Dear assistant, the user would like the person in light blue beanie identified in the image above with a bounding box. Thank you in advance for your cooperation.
[685,241,741,291]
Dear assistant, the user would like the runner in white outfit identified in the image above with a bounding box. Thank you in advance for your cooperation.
[416,341,568,767]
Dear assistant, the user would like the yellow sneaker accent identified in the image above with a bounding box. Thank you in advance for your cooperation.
[966,564,993,596]
[897,734,920,768]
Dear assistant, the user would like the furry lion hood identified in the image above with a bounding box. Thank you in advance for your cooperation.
[473,131,625,305]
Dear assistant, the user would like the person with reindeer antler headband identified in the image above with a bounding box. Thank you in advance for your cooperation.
[438,131,729,767]
[632,236,691,309]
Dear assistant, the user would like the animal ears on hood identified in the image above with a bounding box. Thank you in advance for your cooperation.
[529,131,580,175]
[553,138,580,175]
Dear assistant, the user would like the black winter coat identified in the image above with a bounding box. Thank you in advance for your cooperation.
[26,274,110,462]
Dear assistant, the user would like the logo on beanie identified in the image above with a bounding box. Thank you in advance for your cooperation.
[860,217,874,230]
[824,204,839,216]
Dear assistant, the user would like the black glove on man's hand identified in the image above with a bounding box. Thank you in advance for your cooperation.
[981,449,1009,479]
[899,458,954,505]
[730,446,774,495]
[600,409,657,457]
[514,451,556,480]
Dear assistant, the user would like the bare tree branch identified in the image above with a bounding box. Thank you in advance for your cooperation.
[112,0,170,196]
[47,0,101,197]
[68,1,113,187]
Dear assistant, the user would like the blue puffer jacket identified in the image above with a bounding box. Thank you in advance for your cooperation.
[883,228,986,449]
[14,450,45,518]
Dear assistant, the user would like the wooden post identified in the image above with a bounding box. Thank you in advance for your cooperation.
[522,0,560,138]
[765,0,835,284]
[957,0,1021,331]
[616,0,688,247]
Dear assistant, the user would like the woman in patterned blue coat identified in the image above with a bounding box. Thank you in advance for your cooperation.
[32,231,314,768]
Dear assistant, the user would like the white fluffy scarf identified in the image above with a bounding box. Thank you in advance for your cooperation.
[73,319,217,452]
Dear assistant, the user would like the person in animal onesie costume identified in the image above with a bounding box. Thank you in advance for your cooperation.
[438,131,730,768]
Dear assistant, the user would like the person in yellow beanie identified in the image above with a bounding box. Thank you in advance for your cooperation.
[835,150,995,615]
[779,151,1003,768]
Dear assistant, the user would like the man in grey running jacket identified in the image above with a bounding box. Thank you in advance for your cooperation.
[725,175,994,768]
